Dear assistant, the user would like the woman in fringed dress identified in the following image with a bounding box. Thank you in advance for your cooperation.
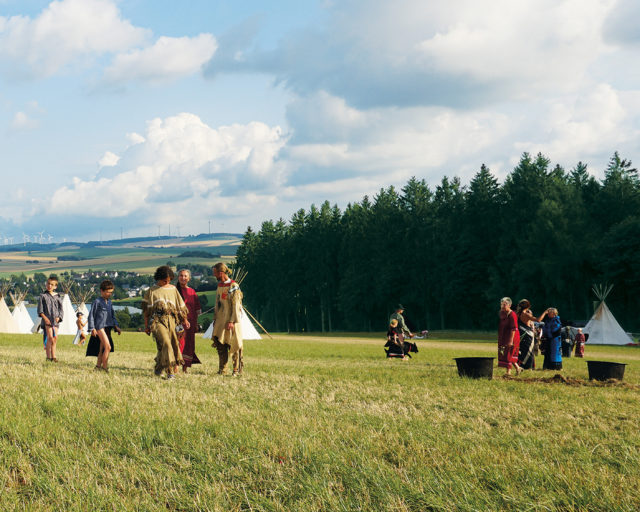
[143,266,189,379]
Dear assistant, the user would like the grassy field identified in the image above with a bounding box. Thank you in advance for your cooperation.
[1,332,639,511]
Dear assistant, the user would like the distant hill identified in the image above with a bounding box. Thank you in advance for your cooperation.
[177,250,221,258]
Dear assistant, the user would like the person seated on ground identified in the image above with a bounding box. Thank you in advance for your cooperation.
[384,319,418,359]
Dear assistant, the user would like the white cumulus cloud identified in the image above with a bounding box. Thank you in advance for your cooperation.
[10,111,39,131]
[0,0,149,78]
[49,113,287,229]
[104,34,218,84]
[98,151,120,168]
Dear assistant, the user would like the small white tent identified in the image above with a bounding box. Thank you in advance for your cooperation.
[583,285,633,345]
[10,291,34,334]
[57,293,78,335]
[0,294,20,333]
[202,308,262,340]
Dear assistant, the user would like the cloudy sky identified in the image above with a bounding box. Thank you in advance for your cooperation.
[1,0,638,243]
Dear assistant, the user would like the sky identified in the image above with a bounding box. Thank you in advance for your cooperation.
[1,0,639,243]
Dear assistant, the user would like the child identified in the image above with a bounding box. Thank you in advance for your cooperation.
[86,280,121,372]
[73,311,87,346]
[37,275,63,362]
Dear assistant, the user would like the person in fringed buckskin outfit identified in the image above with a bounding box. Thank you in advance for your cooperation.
[143,266,189,379]
[211,262,244,376]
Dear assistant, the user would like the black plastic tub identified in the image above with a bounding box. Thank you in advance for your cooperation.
[454,357,494,379]
[586,360,626,381]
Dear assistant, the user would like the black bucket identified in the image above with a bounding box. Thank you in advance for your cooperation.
[454,357,494,379]
[587,360,627,381]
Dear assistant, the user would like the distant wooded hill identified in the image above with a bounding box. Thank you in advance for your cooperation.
[176,251,221,259]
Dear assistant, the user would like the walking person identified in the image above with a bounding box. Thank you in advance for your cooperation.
[86,280,121,372]
[176,269,202,373]
[143,266,189,379]
[211,262,244,376]
[498,297,522,376]
[37,275,63,362]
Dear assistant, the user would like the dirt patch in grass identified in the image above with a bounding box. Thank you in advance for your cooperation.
[503,373,640,389]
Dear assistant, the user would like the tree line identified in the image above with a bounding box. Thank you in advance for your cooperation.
[235,152,640,333]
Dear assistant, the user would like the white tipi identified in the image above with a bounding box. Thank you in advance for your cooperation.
[202,308,262,340]
[0,285,20,333]
[583,284,633,345]
[10,291,34,334]
[57,282,78,335]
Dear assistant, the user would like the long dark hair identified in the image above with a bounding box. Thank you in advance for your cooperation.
[154,265,175,282]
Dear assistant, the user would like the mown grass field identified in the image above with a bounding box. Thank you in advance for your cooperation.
[1,332,639,511]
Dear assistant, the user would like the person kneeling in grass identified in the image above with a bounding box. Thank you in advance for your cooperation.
[86,280,121,373]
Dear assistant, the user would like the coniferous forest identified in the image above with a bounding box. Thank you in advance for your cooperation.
[235,152,640,333]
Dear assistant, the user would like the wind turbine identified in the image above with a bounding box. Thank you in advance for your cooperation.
[22,233,29,246]
[38,230,45,244]
[47,234,53,243]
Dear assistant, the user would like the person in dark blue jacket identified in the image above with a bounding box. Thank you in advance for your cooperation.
[86,280,121,372]
[541,307,562,370]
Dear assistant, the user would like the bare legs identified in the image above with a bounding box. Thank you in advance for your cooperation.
[45,325,58,361]
[96,328,111,371]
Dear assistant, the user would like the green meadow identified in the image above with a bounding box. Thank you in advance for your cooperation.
[1,332,639,511]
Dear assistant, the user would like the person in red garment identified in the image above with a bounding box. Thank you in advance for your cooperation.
[498,297,522,376]
[176,269,202,373]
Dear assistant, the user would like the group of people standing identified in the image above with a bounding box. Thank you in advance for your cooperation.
[498,297,586,376]
[35,262,245,379]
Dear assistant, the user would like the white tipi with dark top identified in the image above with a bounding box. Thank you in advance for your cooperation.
[583,285,633,345]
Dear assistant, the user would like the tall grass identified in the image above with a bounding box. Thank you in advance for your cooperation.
[1,332,639,511]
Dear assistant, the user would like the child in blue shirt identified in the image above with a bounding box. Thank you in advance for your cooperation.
[86,280,121,372]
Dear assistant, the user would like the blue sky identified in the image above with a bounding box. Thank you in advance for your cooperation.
[1,0,639,243]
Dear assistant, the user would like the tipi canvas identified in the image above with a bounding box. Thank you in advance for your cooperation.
[583,284,633,345]
[10,292,34,334]
[57,293,78,335]
[202,308,261,340]
[0,295,20,333]
[583,301,632,345]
